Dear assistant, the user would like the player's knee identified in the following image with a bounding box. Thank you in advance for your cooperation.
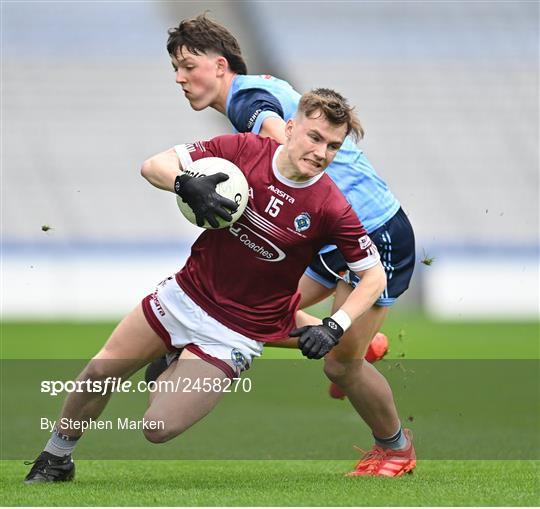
[323,357,364,386]
[142,425,172,444]
[141,421,176,443]
[142,411,183,444]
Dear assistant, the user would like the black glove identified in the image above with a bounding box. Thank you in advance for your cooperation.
[289,317,344,359]
[174,173,238,228]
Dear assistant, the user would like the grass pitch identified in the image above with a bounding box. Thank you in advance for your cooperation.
[2,460,539,506]
[1,312,539,506]
[2,311,538,360]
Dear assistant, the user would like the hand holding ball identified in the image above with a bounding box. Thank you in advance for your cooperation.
[175,157,249,229]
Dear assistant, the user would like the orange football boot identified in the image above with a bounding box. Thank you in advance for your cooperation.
[346,428,416,477]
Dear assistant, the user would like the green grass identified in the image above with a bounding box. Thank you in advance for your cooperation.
[1,312,539,506]
[2,311,538,359]
[2,460,539,506]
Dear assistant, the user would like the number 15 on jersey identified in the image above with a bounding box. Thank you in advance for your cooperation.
[265,196,283,217]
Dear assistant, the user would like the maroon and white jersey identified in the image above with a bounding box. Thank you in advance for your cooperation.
[174,133,380,342]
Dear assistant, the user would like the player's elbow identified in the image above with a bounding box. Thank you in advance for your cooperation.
[140,158,155,182]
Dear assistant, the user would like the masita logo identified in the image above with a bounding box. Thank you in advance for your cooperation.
[268,184,295,204]
[229,222,286,262]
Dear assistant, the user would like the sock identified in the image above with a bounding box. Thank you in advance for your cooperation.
[374,426,408,450]
[44,428,80,457]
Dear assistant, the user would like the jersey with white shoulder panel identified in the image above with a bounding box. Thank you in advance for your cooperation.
[174,133,380,342]
[225,74,400,241]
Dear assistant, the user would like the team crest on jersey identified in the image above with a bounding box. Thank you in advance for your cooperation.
[294,212,311,233]
[231,348,248,371]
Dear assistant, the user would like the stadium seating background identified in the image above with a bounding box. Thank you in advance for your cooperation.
[2,1,538,319]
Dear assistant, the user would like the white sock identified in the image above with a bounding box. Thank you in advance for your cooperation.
[374,426,408,450]
[44,429,80,457]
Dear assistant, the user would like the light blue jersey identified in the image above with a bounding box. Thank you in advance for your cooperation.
[225,74,400,237]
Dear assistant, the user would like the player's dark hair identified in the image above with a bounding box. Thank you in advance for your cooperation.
[167,13,248,75]
[298,89,364,140]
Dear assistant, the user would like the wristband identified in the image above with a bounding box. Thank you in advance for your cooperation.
[330,309,352,332]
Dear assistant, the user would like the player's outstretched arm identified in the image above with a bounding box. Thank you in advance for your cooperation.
[290,263,386,359]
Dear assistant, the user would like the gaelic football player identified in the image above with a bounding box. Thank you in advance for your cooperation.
[24,89,414,483]
[146,14,417,476]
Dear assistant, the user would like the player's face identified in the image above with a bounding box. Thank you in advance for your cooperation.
[171,47,225,111]
[284,111,347,180]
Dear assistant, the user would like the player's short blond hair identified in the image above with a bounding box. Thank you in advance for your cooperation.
[298,89,364,141]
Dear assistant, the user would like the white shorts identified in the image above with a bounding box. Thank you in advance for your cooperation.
[142,276,263,378]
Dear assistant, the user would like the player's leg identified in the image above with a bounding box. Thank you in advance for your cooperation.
[331,208,416,476]
[141,275,262,443]
[146,353,179,406]
[298,273,335,308]
[293,297,414,476]
[25,303,169,483]
[325,284,415,476]
[324,282,398,436]
[294,300,399,436]
[142,349,231,443]
[59,304,168,433]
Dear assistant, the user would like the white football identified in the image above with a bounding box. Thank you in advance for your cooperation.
[176,157,249,229]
